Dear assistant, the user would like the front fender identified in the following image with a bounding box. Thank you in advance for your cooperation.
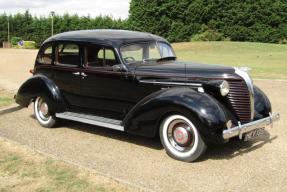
[123,87,230,139]
[15,74,65,113]
[254,85,272,119]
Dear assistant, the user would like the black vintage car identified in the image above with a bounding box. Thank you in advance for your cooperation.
[15,30,280,162]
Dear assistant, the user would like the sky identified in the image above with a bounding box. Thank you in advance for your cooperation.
[0,0,131,19]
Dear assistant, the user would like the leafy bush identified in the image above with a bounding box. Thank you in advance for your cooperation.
[191,30,228,41]
[10,37,22,45]
[23,41,36,49]
[13,41,36,49]
[279,38,287,44]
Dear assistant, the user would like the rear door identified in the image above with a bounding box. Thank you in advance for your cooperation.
[52,42,84,109]
[35,43,54,78]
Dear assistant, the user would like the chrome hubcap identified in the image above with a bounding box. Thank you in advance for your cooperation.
[37,98,50,120]
[167,119,194,152]
[40,102,49,116]
[173,126,190,145]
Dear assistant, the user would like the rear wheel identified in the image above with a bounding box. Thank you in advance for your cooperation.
[159,114,206,162]
[34,96,57,128]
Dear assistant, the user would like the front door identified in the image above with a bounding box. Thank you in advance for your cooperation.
[80,44,133,120]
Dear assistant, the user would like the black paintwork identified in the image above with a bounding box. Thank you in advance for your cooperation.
[44,30,168,49]
[15,30,272,143]
[15,74,66,113]
[254,85,272,119]
[123,87,232,141]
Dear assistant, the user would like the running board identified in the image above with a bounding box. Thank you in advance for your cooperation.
[55,112,124,131]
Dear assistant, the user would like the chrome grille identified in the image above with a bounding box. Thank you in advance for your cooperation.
[227,80,251,123]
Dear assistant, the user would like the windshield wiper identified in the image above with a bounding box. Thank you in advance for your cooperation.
[157,56,177,62]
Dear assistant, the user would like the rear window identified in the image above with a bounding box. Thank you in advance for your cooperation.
[56,43,80,66]
[37,44,53,64]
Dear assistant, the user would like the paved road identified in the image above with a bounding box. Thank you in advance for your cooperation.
[0,49,286,191]
[0,49,36,91]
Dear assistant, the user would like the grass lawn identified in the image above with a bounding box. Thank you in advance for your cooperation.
[0,139,135,192]
[172,41,287,79]
[0,91,14,108]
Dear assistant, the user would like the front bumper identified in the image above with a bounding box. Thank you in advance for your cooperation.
[223,113,280,140]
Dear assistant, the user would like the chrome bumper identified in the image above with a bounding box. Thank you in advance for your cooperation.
[223,113,280,140]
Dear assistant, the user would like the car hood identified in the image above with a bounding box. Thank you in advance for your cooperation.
[130,60,239,81]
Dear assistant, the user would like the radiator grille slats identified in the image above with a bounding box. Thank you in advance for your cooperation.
[227,81,251,123]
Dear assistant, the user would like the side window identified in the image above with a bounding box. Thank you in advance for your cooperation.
[86,45,117,68]
[121,44,144,63]
[98,49,116,60]
[98,49,104,59]
[37,44,53,64]
[56,43,80,66]
[148,43,161,59]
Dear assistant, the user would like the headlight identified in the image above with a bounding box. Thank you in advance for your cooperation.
[220,80,230,96]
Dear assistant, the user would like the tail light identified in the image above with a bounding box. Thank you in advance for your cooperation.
[29,69,35,74]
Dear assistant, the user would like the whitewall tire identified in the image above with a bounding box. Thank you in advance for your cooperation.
[159,114,206,162]
[34,96,57,128]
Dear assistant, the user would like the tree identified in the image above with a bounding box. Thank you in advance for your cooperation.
[0,11,128,47]
[129,0,287,43]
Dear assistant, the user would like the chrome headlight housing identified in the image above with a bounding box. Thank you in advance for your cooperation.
[219,80,230,96]
[238,67,252,75]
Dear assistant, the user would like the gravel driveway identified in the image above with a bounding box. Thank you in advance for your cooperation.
[0,49,286,191]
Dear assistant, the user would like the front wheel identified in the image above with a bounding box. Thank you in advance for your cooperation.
[34,96,57,128]
[159,114,206,162]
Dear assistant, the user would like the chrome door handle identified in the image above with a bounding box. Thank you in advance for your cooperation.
[81,72,88,77]
[72,72,80,76]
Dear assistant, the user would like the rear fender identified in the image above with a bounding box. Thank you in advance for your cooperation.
[123,87,229,139]
[15,74,65,113]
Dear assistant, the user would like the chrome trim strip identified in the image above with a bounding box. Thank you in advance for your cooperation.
[56,112,124,131]
[234,67,255,120]
[139,80,202,87]
[223,113,280,140]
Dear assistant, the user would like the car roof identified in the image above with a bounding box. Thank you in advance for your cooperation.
[44,29,169,47]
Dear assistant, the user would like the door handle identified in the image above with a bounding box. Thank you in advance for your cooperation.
[81,72,88,77]
[72,72,80,76]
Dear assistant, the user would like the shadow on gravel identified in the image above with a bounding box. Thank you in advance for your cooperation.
[0,105,23,115]
[199,130,277,162]
[55,118,163,150]
[28,114,277,160]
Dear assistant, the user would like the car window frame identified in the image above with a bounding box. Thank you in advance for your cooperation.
[119,41,176,65]
[54,41,83,68]
[84,43,120,71]
[156,41,176,58]
[37,42,54,65]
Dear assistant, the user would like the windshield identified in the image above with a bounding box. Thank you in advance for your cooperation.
[120,42,176,64]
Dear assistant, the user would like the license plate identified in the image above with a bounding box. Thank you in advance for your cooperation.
[244,128,265,141]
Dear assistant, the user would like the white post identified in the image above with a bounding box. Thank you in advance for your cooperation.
[7,17,10,46]
[51,11,55,36]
